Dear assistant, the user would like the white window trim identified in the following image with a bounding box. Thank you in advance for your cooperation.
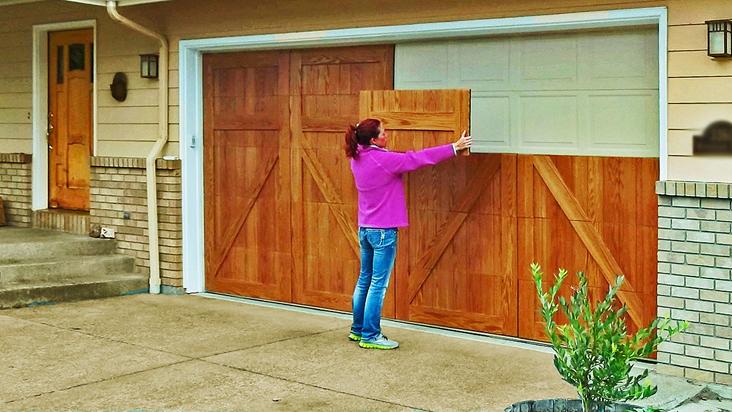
[179,6,668,293]
[32,19,98,211]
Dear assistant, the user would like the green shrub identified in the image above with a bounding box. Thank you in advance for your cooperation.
[531,263,688,412]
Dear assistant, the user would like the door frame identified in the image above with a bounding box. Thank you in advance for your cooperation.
[180,7,668,293]
[31,20,97,211]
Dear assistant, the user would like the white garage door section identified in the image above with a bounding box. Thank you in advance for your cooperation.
[394,28,659,157]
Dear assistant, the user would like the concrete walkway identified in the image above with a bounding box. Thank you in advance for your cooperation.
[0,294,728,411]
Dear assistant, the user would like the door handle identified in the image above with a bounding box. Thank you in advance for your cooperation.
[47,112,54,137]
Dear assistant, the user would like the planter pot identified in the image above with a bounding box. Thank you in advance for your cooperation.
[505,399,640,412]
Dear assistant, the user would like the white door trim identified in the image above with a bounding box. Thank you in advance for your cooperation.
[179,6,668,293]
[32,19,97,211]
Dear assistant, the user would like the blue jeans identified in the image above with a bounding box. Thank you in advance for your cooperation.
[351,227,398,342]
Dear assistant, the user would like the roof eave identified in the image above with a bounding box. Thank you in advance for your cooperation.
[0,0,170,7]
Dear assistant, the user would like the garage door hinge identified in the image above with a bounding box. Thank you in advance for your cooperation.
[190,135,196,149]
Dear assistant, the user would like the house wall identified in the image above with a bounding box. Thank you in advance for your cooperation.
[0,0,731,383]
[0,0,177,157]
[0,0,730,181]
[656,181,732,384]
[89,156,182,291]
[0,153,32,226]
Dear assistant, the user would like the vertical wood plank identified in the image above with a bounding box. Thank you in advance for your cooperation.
[203,51,291,300]
[517,155,658,340]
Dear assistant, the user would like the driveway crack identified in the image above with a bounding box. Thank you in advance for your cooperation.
[203,359,434,412]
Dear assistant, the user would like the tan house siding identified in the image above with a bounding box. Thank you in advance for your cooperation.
[1,0,731,182]
[0,26,32,154]
[95,28,179,157]
[667,0,732,183]
[668,0,732,182]
[0,0,178,158]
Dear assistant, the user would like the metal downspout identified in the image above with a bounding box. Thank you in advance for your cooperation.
[106,0,168,294]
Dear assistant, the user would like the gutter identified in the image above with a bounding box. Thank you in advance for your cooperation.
[106,0,168,294]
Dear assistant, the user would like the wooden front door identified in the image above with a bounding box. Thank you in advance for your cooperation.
[360,89,518,335]
[48,29,93,211]
[203,51,293,301]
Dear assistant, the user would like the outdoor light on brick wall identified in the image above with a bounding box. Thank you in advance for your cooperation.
[706,20,732,58]
[140,53,159,78]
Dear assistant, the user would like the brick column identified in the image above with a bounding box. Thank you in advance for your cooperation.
[656,181,732,384]
[0,153,32,227]
[90,156,183,294]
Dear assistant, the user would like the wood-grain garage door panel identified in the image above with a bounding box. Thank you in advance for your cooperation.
[203,51,292,300]
[517,155,658,341]
[360,89,518,336]
[291,46,395,311]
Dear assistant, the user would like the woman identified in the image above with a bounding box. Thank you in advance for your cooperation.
[345,118,472,350]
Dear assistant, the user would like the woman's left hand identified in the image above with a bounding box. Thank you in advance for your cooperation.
[453,130,473,152]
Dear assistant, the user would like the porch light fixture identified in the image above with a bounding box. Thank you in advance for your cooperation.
[139,53,159,78]
[706,19,732,58]
[694,120,732,155]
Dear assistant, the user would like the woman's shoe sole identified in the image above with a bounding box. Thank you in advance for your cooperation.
[358,341,399,350]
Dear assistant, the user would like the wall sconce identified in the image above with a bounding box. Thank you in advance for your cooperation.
[706,19,732,58]
[694,120,732,155]
[140,53,159,78]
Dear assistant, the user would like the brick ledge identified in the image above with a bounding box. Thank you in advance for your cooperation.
[90,156,180,170]
[656,181,732,199]
[0,153,32,164]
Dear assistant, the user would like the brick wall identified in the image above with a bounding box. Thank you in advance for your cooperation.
[656,181,732,384]
[90,156,183,293]
[0,153,32,227]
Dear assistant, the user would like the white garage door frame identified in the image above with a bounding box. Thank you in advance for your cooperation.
[179,6,668,293]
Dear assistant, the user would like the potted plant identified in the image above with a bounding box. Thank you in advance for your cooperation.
[505,263,688,412]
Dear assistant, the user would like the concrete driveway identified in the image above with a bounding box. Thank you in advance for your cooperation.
[1,294,578,411]
[7,294,731,412]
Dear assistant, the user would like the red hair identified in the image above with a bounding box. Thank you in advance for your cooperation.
[344,118,381,159]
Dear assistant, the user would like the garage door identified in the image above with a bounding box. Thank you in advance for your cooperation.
[204,46,395,311]
[395,27,659,157]
[516,154,658,340]
[204,33,658,341]
[395,27,659,339]
[203,51,292,301]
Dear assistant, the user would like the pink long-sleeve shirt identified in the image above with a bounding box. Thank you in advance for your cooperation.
[350,144,456,228]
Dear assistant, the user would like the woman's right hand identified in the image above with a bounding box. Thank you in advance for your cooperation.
[453,130,473,153]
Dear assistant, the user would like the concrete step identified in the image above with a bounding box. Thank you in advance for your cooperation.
[0,255,136,284]
[0,228,116,263]
[0,273,148,309]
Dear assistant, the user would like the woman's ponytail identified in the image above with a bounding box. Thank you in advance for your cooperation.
[344,118,382,159]
[345,124,359,159]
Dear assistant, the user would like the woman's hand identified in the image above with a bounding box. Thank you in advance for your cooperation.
[453,130,473,153]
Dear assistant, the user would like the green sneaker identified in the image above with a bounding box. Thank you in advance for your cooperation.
[358,334,399,350]
[348,332,361,342]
